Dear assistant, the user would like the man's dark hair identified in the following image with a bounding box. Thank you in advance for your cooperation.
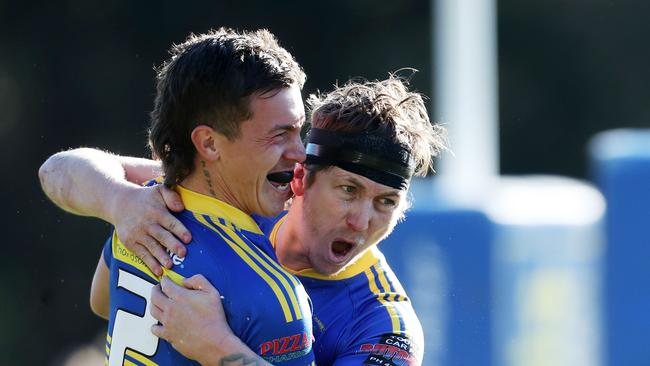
[149,28,306,186]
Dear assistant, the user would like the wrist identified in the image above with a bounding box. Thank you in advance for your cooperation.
[199,331,240,366]
[105,182,141,225]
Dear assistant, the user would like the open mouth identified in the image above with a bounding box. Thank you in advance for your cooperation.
[267,171,293,192]
[331,240,355,260]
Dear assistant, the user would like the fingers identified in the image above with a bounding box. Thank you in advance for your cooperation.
[183,274,216,294]
[151,220,189,258]
[150,301,164,322]
[133,243,163,277]
[140,234,173,269]
[157,185,192,246]
[165,216,192,245]
[159,185,185,212]
[151,324,167,341]
[115,184,191,275]
[151,283,172,309]
[160,275,185,299]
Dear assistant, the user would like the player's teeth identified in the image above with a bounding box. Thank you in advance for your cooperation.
[276,183,289,191]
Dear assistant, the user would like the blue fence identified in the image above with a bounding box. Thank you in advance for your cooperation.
[590,129,650,366]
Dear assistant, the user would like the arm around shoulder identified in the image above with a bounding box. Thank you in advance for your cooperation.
[38,148,139,220]
[38,147,163,219]
[39,147,190,276]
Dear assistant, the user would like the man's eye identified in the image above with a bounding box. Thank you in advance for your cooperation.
[379,198,397,207]
[341,185,356,194]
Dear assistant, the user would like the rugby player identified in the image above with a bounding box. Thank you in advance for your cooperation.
[40,28,317,366]
[40,76,446,365]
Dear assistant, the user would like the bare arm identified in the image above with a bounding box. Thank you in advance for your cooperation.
[90,253,110,320]
[38,148,158,218]
[151,276,273,366]
[38,148,191,276]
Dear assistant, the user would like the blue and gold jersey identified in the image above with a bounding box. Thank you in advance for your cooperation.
[256,213,424,366]
[102,185,315,366]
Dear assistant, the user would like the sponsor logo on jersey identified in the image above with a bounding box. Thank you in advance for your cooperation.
[167,249,185,266]
[358,334,417,366]
[259,332,313,363]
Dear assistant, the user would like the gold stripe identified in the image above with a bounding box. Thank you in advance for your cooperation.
[268,214,288,249]
[161,267,185,286]
[214,218,304,317]
[105,345,109,355]
[272,217,383,281]
[126,350,159,366]
[267,216,302,293]
[112,233,157,282]
[365,268,381,295]
[395,301,412,338]
[112,232,186,286]
[375,264,396,301]
[176,185,262,234]
[228,216,303,290]
[375,264,411,337]
[107,334,112,343]
[196,214,295,322]
[292,247,381,280]
[124,360,137,366]
[268,215,306,293]
[364,268,401,334]
[243,215,291,279]
[232,238,304,318]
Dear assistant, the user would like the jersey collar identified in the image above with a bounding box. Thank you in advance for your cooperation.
[177,184,262,234]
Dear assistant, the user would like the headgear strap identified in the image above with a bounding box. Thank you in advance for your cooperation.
[305,128,415,190]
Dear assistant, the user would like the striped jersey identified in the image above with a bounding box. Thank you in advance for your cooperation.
[102,184,315,366]
[256,212,424,366]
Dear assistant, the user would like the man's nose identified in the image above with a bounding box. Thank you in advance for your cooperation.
[346,201,372,232]
[284,133,306,163]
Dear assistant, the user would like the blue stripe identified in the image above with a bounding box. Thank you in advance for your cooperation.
[223,221,291,279]
[233,227,303,299]
[369,264,404,334]
[369,265,385,294]
[370,265,392,301]
[380,265,397,293]
[378,264,403,301]
[202,215,300,320]
[124,352,144,366]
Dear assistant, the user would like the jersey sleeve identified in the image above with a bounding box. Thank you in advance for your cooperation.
[332,303,424,366]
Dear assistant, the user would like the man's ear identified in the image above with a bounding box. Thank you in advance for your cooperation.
[191,125,220,161]
[291,164,307,196]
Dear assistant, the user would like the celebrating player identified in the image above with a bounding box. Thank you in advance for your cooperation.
[41,28,317,365]
[41,74,446,365]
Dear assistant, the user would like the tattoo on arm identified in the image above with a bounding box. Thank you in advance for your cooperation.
[219,353,266,366]
[201,160,218,198]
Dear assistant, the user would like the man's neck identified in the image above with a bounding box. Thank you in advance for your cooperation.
[274,208,311,272]
[181,169,241,210]
[180,173,214,198]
